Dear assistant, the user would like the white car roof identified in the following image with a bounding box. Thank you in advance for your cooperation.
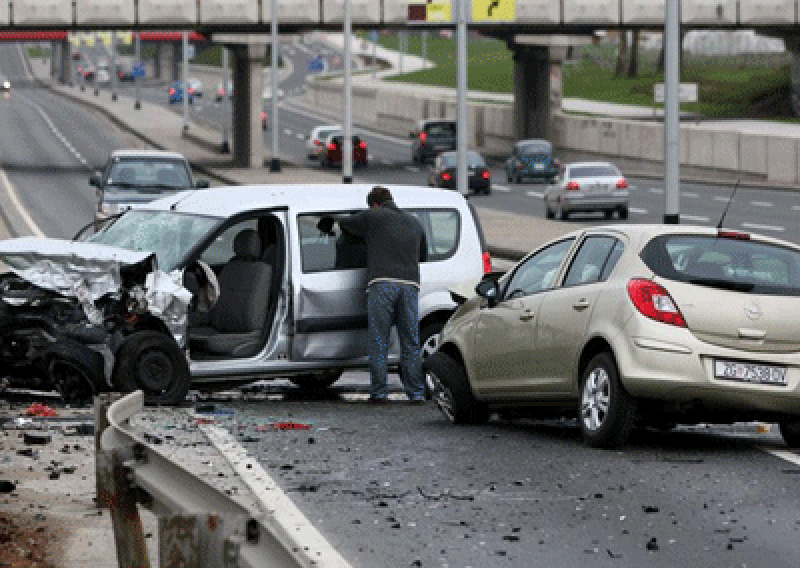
[110,149,188,161]
[141,184,471,219]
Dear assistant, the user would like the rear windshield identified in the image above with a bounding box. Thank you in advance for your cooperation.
[441,152,485,168]
[521,143,551,155]
[569,165,619,178]
[640,234,800,296]
[424,122,456,136]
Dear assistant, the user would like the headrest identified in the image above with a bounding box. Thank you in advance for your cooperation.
[233,229,261,260]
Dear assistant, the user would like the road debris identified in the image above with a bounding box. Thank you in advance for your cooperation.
[24,403,58,418]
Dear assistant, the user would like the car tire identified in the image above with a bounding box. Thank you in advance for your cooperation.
[420,321,445,360]
[556,202,569,221]
[579,352,636,448]
[619,207,629,220]
[506,172,512,183]
[424,352,489,425]
[779,422,800,448]
[545,202,555,219]
[604,209,613,220]
[113,331,191,406]
[289,369,343,390]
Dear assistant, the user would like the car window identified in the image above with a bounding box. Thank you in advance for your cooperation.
[563,236,621,287]
[569,165,620,178]
[298,208,461,273]
[108,158,191,189]
[640,234,800,296]
[504,238,575,300]
[200,219,259,267]
[521,143,551,155]
[424,122,456,136]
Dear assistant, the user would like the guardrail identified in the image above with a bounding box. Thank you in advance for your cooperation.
[96,391,351,568]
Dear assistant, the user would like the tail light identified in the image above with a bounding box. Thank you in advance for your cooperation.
[169,88,176,95]
[419,132,427,144]
[616,179,628,189]
[566,181,581,191]
[627,279,687,328]
[188,88,195,95]
[441,172,452,181]
[358,141,367,149]
[717,230,750,241]
[260,112,267,121]
[328,143,336,151]
[482,171,490,180]
[314,139,323,146]
[482,251,492,274]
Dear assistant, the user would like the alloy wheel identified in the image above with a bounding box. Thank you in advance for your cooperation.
[426,370,456,422]
[581,366,611,433]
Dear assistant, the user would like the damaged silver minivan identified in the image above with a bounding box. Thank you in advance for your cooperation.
[0,184,490,405]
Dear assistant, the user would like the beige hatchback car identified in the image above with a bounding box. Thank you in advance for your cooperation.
[425,224,800,448]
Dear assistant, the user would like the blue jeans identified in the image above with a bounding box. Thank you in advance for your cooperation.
[366,281,424,400]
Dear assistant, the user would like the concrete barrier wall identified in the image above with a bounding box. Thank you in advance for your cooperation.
[305,79,800,185]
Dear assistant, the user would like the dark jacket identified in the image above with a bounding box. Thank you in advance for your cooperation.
[338,201,428,286]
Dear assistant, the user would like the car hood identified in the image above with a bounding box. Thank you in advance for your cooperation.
[0,237,192,345]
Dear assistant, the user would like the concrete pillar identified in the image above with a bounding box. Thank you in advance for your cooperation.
[512,45,550,141]
[171,42,182,81]
[59,40,71,85]
[152,43,162,79]
[51,41,59,79]
[231,44,266,168]
[786,38,800,118]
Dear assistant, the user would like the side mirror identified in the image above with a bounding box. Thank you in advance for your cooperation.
[475,277,499,308]
[89,171,102,187]
[196,179,211,189]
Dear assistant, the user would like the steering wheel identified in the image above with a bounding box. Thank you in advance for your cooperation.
[187,260,220,310]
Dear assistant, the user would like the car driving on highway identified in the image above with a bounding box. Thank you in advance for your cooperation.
[89,150,210,221]
[543,161,630,220]
[0,185,490,407]
[428,150,491,195]
[411,119,457,164]
[504,139,559,184]
[425,224,800,449]
[306,125,341,160]
[319,133,368,169]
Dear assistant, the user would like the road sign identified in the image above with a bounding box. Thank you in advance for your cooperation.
[308,56,325,73]
[472,0,515,21]
[427,1,452,22]
[132,63,146,78]
[654,82,698,104]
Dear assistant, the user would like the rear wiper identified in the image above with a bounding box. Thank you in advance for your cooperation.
[689,278,754,292]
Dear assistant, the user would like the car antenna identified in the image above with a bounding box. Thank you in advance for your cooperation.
[716,178,740,230]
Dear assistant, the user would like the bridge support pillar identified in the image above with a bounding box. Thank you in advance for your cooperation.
[231,43,266,168]
[785,37,800,118]
[59,40,71,85]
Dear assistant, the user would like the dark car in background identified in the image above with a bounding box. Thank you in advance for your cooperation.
[89,150,210,222]
[428,150,491,195]
[411,119,457,164]
[505,139,560,184]
[320,133,368,169]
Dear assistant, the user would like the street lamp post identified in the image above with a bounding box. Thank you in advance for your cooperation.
[134,32,141,110]
[664,0,680,224]
[342,0,353,184]
[456,0,469,196]
[182,31,189,133]
[270,0,281,172]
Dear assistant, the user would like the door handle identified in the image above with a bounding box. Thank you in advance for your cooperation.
[573,299,590,311]
[519,309,535,321]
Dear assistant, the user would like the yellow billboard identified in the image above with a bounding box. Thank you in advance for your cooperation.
[427,1,452,22]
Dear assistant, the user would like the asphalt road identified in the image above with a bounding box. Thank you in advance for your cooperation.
[3,41,800,568]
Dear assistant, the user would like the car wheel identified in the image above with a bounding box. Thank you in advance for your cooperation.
[545,203,555,219]
[579,352,636,448]
[604,209,613,220]
[779,422,800,448]
[420,321,445,359]
[424,352,489,425]
[515,174,521,184]
[619,206,629,220]
[556,201,569,221]
[506,172,512,183]
[46,342,106,405]
[289,369,343,390]
[113,331,191,406]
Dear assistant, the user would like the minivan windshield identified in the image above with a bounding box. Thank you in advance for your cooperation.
[640,234,800,296]
[107,158,192,192]
[89,210,219,272]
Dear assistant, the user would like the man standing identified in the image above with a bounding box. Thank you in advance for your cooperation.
[321,186,428,403]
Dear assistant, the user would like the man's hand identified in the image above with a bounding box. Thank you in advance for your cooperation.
[316,216,335,235]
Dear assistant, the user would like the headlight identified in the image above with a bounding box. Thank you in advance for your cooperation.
[2,81,9,90]
[1,296,31,307]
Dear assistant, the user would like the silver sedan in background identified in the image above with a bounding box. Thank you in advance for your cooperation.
[544,161,630,221]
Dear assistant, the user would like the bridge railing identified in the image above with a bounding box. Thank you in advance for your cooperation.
[0,1,798,30]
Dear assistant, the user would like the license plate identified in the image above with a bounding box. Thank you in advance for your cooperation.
[714,359,788,385]
[534,163,545,170]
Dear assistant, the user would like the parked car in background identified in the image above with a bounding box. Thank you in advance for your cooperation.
[320,133,368,169]
[505,139,560,184]
[306,125,341,160]
[117,67,135,82]
[168,81,194,104]
[425,224,800,449]
[544,161,629,220]
[0,185,490,406]
[428,150,491,195]
[89,150,210,222]
[187,78,204,98]
[410,119,457,164]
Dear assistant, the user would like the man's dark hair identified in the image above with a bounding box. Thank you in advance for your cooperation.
[367,186,393,207]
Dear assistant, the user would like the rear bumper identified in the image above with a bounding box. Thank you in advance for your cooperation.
[562,194,628,212]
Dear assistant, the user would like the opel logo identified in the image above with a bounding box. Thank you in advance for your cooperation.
[744,304,763,320]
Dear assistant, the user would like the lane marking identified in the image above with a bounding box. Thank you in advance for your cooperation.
[793,205,800,211]
[741,222,784,232]
[750,201,773,208]
[18,95,88,167]
[649,188,664,194]
[405,166,420,173]
[0,168,45,237]
[761,447,800,467]
[630,207,648,214]
[492,185,511,192]
[714,196,731,203]
[296,133,304,139]
[682,191,699,198]
[526,190,544,198]
[381,159,392,165]
[680,214,710,222]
